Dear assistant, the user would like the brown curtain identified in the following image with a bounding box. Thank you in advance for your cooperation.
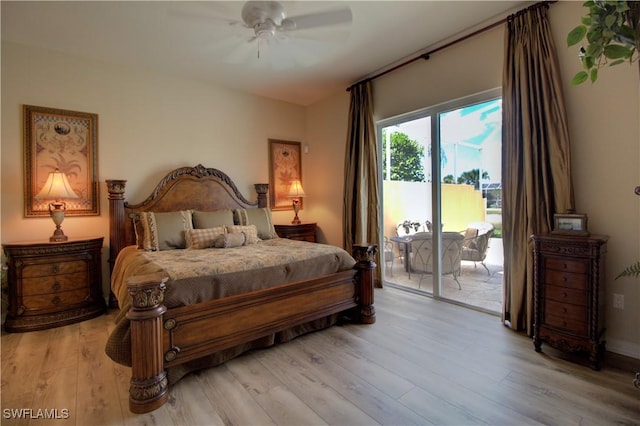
[343,81,382,287]
[502,3,575,334]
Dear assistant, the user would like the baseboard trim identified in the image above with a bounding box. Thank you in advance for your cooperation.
[605,338,640,372]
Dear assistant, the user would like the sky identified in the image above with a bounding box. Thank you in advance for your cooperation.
[384,98,502,183]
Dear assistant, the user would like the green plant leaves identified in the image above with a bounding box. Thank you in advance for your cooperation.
[568,0,638,85]
[571,71,589,85]
[615,261,640,279]
[568,25,587,46]
[604,43,632,58]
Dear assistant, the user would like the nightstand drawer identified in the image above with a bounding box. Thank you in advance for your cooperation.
[3,237,105,332]
[545,313,587,335]
[545,284,586,305]
[22,272,87,295]
[544,270,586,290]
[274,223,317,243]
[22,259,86,278]
[544,258,587,274]
[545,299,587,333]
[22,288,90,310]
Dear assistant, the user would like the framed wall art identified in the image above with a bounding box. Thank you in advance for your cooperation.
[24,105,99,217]
[552,213,589,236]
[268,139,302,211]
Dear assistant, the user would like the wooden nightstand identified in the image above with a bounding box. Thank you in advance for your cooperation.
[532,233,608,370]
[274,223,317,243]
[3,237,106,332]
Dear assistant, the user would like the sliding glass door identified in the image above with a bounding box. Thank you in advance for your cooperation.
[380,89,503,312]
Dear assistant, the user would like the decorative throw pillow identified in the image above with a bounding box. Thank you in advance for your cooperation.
[213,232,247,248]
[193,209,235,229]
[463,228,479,250]
[139,210,193,251]
[226,224,259,244]
[185,226,226,249]
[233,208,278,240]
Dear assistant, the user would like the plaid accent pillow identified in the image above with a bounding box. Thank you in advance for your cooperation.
[226,224,259,244]
[185,226,226,249]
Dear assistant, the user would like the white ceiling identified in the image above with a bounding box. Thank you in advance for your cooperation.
[2,1,529,106]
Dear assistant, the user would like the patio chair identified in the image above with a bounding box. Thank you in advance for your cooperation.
[409,232,464,289]
[461,222,494,275]
[384,236,394,276]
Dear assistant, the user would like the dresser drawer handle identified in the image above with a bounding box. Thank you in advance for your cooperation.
[52,281,61,291]
[52,264,61,274]
[563,307,568,313]
[51,296,61,305]
[563,292,568,299]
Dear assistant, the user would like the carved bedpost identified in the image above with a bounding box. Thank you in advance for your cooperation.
[352,244,377,324]
[254,183,269,208]
[126,273,169,414]
[106,179,127,272]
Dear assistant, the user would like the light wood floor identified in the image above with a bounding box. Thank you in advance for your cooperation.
[2,287,638,426]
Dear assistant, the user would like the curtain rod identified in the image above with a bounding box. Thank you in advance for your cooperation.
[346,1,552,92]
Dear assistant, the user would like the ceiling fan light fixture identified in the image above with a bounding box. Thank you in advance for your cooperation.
[254,20,276,39]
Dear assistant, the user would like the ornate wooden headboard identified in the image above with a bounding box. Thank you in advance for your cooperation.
[106,164,268,270]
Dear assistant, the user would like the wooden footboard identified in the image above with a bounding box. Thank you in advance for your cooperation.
[126,244,376,413]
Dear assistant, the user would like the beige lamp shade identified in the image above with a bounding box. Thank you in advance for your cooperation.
[287,179,306,198]
[35,169,78,242]
[287,179,305,225]
[35,169,79,201]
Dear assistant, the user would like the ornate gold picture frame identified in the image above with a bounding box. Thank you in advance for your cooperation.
[268,139,302,211]
[24,105,99,217]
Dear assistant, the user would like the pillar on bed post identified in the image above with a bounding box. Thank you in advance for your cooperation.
[106,179,127,272]
[126,273,169,414]
[254,183,269,208]
[106,179,127,308]
[352,244,377,324]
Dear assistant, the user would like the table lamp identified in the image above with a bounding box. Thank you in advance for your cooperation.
[35,169,79,242]
[287,179,306,224]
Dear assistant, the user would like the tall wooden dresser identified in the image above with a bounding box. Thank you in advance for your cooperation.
[531,233,608,370]
[3,237,106,332]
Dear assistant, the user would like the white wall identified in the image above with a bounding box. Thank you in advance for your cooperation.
[304,93,350,246]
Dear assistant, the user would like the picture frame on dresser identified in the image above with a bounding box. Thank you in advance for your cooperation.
[551,213,589,236]
[23,105,99,217]
[268,139,302,211]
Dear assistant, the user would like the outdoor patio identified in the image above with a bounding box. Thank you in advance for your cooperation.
[383,237,504,313]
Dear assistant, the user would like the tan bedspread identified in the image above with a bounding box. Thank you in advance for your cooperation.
[106,238,356,371]
[111,238,356,310]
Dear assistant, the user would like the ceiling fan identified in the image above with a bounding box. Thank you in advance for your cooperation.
[239,1,352,42]
[170,1,353,67]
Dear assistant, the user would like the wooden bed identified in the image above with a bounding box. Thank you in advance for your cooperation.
[105,164,376,414]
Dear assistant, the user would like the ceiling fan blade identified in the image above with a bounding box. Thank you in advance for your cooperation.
[286,7,352,31]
